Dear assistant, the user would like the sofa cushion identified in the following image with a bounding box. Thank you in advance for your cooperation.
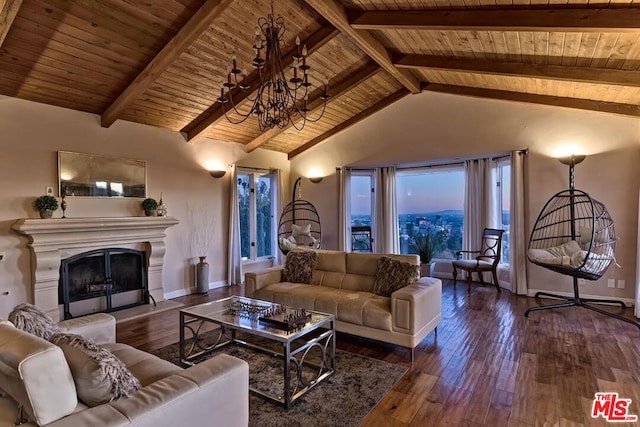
[282,250,318,284]
[50,333,141,407]
[253,284,393,331]
[0,324,77,425]
[8,303,61,340]
[373,256,420,297]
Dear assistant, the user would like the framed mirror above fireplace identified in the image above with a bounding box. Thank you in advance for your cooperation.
[58,151,147,198]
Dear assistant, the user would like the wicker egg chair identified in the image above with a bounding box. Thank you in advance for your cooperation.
[524,155,638,329]
[277,178,322,255]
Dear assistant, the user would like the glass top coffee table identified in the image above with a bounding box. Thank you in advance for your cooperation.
[179,296,336,409]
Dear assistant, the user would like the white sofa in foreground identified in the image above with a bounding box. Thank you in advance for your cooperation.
[0,314,249,427]
[245,250,442,359]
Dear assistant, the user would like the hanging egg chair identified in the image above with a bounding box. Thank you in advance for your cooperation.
[524,155,639,329]
[277,178,322,254]
[527,189,616,281]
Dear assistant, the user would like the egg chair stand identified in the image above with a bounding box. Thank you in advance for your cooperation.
[524,155,639,329]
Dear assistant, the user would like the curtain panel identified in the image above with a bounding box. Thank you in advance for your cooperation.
[510,150,529,295]
[373,167,399,254]
[338,167,352,252]
[462,159,494,255]
[274,169,286,266]
[227,165,243,286]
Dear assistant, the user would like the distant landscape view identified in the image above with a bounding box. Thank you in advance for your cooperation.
[349,168,510,262]
[351,211,510,262]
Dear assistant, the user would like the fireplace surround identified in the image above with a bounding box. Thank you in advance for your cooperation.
[12,217,178,321]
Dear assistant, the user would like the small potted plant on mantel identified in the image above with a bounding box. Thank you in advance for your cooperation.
[34,195,59,219]
[411,232,434,277]
[142,198,158,216]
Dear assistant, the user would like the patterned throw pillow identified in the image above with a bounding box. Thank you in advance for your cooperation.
[373,256,420,297]
[8,303,61,340]
[282,250,318,284]
[50,333,141,407]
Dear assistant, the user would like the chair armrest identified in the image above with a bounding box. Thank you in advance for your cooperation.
[391,277,442,335]
[58,313,116,344]
[244,266,284,297]
[455,250,481,260]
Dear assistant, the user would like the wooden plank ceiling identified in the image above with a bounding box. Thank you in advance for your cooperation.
[0,0,638,159]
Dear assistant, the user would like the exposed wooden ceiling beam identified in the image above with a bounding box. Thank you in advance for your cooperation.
[101,0,233,128]
[348,9,640,32]
[244,63,381,153]
[0,0,22,47]
[396,55,640,88]
[423,84,640,118]
[303,0,420,94]
[288,88,410,159]
[181,26,339,141]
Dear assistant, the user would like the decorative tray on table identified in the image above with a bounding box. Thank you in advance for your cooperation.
[258,305,311,331]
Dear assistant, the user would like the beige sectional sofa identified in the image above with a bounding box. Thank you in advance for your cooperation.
[0,313,249,427]
[245,250,442,359]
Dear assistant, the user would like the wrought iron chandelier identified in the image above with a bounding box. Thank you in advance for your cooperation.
[216,1,330,132]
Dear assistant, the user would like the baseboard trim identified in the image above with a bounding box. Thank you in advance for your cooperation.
[527,288,635,307]
[164,280,229,300]
[163,288,192,299]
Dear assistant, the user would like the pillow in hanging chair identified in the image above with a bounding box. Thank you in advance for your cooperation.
[528,240,583,267]
[279,236,298,251]
[578,225,610,246]
[291,223,312,239]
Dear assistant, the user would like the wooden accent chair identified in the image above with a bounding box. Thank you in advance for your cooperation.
[351,225,373,252]
[452,228,505,291]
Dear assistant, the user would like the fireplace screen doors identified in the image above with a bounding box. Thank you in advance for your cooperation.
[59,248,148,319]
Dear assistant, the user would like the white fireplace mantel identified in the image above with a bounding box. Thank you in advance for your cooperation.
[12,216,179,321]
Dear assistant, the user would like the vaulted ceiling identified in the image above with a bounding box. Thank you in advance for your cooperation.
[1,0,639,159]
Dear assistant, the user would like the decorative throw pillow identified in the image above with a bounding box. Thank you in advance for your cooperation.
[282,250,318,284]
[279,236,298,252]
[50,333,141,407]
[291,223,312,238]
[8,303,61,340]
[373,256,420,297]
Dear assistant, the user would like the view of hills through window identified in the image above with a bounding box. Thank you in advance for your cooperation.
[396,169,465,259]
[350,167,511,261]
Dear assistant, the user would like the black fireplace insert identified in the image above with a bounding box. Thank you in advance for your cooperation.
[59,248,148,319]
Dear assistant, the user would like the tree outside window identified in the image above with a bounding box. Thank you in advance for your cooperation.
[237,170,275,261]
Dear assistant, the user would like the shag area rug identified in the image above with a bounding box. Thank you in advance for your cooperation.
[151,331,407,427]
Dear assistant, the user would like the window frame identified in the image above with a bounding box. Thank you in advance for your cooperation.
[348,170,376,252]
[237,168,276,263]
[492,157,511,265]
[396,163,465,261]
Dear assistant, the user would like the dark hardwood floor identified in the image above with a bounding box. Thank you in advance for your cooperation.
[117,280,640,426]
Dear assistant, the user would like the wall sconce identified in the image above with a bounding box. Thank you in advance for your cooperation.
[309,177,323,183]
[209,170,226,179]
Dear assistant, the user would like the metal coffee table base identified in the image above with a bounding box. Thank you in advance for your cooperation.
[180,313,336,409]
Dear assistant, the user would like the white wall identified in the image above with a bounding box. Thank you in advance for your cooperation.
[0,96,289,317]
[291,91,640,301]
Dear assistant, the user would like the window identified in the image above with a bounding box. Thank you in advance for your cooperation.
[493,158,511,263]
[237,169,276,262]
[349,172,374,251]
[396,166,465,259]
